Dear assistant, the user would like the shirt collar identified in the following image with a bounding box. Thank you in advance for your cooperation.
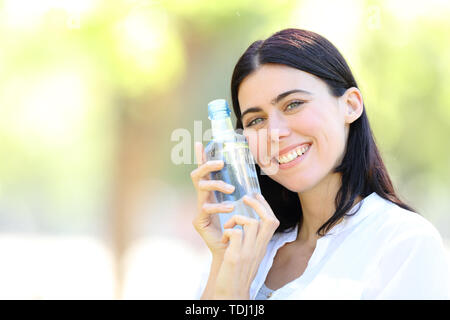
[271,192,382,242]
[325,192,383,237]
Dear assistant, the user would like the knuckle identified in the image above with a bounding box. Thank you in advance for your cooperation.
[263,217,279,228]
[197,180,206,188]
[201,203,211,214]
[225,229,242,241]
[192,218,201,232]
[198,180,213,191]
[249,218,259,227]
[240,254,251,264]
[206,160,220,168]
[271,218,280,228]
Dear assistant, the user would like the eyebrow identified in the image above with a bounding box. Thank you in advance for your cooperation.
[240,89,312,120]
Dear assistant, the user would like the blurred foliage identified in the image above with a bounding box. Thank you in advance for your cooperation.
[355,4,450,222]
[0,0,449,237]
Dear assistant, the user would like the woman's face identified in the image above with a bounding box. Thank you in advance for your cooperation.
[238,63,361,193]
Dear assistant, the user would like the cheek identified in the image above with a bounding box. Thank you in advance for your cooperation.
[291,109,318,137]
[275,111,346,191]
[299,110,346,163]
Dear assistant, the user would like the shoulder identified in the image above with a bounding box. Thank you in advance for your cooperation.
[360,195,450,299]
[364,194,449,278]
[368,193,443,243]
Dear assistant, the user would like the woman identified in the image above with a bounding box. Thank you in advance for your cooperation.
[190,28,450,299]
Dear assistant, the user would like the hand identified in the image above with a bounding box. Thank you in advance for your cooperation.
[213,193,280,299]
[190,142,236,258]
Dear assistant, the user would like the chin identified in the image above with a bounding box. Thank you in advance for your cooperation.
[284,181,317,194]
[271,172,319,193]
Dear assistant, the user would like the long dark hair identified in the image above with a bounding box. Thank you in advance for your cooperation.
[230,28,415,235]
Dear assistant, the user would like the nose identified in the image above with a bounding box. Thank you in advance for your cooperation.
[267,112,291,143]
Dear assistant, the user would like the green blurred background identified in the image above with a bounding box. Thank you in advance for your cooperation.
[0,0,449,299]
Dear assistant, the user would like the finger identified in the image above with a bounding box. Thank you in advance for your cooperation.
[194,142,205,167]
[221,229,243,266]
[255,193,277,219]
[223,214,258,231]
[193,202,234,231]
[243,195,279,232]
[221,228,243,251]
[190,160,224,183]
[223,215,259,252]
[200,202,234,216]
[198,180,235,194]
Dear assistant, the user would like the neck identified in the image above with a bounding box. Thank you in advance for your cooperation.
[296,172,343,245]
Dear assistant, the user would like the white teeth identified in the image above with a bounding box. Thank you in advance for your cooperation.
[277,145,310,164]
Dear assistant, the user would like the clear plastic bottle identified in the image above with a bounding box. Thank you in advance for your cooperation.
[205,99,261,230]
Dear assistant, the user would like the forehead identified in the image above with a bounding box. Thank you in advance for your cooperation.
[238,63,325,109]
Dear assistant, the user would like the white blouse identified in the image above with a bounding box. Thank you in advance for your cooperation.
[198,192,450,299]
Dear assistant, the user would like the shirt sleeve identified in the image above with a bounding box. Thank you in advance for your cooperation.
[363,225,450,299]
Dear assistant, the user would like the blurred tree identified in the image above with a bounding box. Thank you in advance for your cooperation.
[0,0,449,300]
[356,4,450,230]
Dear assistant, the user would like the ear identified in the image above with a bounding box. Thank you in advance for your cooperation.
[341,87,364,124]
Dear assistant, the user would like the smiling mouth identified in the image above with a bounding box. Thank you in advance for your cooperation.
[276,144,311,164]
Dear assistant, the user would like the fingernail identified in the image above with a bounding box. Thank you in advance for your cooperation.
[226,185,235,192]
